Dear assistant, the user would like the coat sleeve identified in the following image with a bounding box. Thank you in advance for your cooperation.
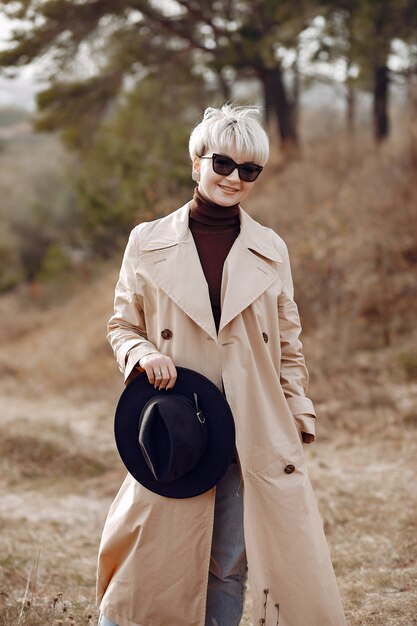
[278,242,317,442]
[107,227,159,382]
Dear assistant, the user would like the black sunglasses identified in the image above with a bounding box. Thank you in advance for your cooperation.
[198,153,263,182]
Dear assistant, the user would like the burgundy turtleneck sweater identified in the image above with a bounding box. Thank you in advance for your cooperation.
[189,188,240,332]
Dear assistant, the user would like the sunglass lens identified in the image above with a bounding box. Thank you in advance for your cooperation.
[212,155,234,175]
[239,164,261,182]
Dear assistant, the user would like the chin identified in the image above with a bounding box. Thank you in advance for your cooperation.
[217,191,241,205]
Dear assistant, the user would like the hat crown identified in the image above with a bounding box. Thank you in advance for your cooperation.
[139,394,207,482]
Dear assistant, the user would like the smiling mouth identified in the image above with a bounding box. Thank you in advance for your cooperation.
[219,185,239,192]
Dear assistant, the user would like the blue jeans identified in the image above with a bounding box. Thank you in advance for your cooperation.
[99,462,247,626]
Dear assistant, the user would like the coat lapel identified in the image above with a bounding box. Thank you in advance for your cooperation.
[138,204,217,340]
[219,209,283,333]
[138,203,283,339]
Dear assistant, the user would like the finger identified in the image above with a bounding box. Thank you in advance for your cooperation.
[156,364,170,390]
[153,364,165,389]
[166,361,177,390]
[146,363,156,385]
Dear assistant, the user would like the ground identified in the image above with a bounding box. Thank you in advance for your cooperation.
[0,270,416,626]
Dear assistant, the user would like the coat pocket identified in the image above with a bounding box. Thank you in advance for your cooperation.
[246,441,308,513]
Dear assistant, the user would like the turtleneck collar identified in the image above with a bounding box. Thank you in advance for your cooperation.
[189,187,240,227]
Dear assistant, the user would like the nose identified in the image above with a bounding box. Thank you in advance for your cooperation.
[225,167,240,183]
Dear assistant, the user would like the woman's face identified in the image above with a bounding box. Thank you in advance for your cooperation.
[193,146,261,207]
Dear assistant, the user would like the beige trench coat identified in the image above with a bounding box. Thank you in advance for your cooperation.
[97,202,347,626]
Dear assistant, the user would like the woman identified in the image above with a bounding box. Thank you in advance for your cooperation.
[97,104,347,626]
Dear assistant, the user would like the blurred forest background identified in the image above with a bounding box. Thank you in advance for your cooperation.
[0,0,416,625]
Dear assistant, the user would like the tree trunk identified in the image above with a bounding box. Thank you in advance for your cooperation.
[261,67,298,152]
[374,64,389,142]
[347,83,355,132]
[407,73,417,167]
[345,11,356,135]
[292,36,301,132]
[217,68,232,101]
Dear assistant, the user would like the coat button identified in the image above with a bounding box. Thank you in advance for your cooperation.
[161,329,173,340]
[284,464,295,474]
[262,332,268,343]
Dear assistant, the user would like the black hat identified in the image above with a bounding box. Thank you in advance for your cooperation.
[114,367,236,498]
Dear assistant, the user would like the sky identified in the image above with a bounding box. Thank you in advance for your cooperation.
[0,13,38,110]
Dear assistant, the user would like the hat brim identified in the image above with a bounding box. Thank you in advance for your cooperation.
[114,367,236,498]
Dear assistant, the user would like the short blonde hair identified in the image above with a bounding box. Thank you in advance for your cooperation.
[189,103,269,166]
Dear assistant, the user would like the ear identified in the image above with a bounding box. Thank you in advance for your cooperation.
[192,155,201,173]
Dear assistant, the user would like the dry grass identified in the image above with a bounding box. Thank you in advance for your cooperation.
[308,434,417,626]
[1,120,417,625]
[0,425,107,486]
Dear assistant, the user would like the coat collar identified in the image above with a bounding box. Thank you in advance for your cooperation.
[140,203,282,263]
[138,203,283,339]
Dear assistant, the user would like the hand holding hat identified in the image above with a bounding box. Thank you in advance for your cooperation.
[138,352,177,390]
